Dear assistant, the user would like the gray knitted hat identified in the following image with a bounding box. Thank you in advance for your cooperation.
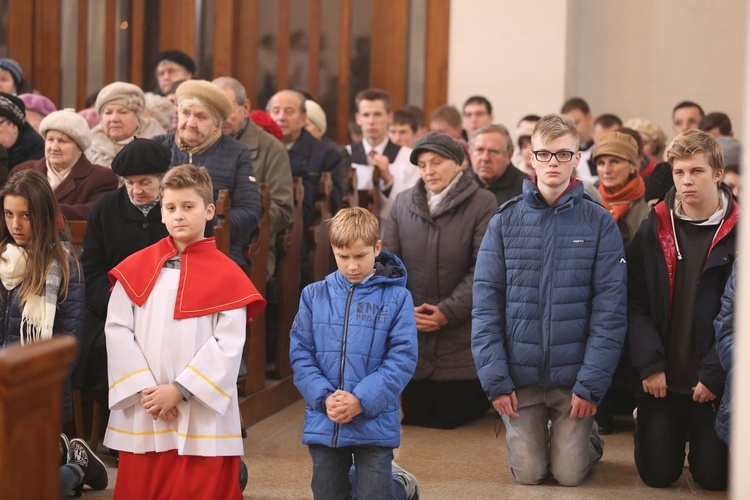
[40,108,92,151]
[410,131,465,165]
[716,136,742,167]
[0,92,25,127]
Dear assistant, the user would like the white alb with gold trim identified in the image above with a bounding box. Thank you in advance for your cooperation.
[103,268,245,456]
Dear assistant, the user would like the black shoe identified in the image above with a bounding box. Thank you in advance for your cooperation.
[59,433,70,467]
[69,438,108,491]
[239,459,248,491]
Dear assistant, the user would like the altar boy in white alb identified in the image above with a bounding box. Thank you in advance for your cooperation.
[104,164,266,499]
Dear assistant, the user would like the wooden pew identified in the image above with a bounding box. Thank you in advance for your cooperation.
[357,167,382,218]
[273,178,304,379]
[0,336,78,499]
[214,189,231,255]
[241,184,270,396]
[308,171,334,283]
[342,167,359,209]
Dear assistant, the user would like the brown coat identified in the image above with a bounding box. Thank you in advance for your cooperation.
[12,156,119,220]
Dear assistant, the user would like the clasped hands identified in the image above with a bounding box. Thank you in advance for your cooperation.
[414,303,448,332]
[325,389,362,424]
[140,384,183,422]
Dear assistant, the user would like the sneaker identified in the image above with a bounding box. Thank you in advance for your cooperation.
[239,459,249,491]
[59,433,70,466]
[69,438,108,491]
[392,462,419,500]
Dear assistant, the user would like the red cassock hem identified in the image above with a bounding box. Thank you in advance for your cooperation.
[114,450,242,500]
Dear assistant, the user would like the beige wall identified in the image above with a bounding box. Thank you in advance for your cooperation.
[449,0,747,141]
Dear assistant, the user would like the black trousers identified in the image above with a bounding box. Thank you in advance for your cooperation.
[401,378,490,429]
[634,392,728,491]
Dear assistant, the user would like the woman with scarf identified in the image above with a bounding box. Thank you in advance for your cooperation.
[0,169,107,496]
[383,132,496,429]
[153,79,262,273]
[590,131,650,434]
[86,82,164,168]
[593,131,650,248]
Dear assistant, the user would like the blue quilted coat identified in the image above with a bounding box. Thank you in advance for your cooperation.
[714,263,736,445]
[290,252,417,448]
[472,179,627,405]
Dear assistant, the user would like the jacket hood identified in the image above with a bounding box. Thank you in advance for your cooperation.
[662,183,736,223]
[328,250,408,290]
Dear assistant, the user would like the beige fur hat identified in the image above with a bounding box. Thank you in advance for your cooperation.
[40,108,92,151]
[175,80,233,123]
[96,82,145,115]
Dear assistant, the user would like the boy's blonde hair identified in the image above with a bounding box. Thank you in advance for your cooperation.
[160,164,214,206]
[328,207,379,248]
[667,129,724,172]
[532,113,579,150]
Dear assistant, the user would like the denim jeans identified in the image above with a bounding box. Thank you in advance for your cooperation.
[59,463,82,498]
[634,392,728,491]
[308,444,406,500]
[501,385,601,486]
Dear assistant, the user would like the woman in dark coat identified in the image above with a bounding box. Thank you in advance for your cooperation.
[0,92,44,184]
[12,109,118,220]
[383,132,497,428]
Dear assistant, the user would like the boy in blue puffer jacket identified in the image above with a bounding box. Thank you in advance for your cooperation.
[290,206,420,500]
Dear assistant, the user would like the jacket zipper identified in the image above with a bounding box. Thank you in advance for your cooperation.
[332,283,356,448]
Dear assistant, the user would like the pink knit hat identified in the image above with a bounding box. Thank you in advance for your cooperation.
[18,93,57,118]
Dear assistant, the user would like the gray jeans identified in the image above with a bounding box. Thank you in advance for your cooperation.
[501,385,602,486]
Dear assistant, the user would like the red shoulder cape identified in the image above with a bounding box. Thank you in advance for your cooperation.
[108,236,266,321]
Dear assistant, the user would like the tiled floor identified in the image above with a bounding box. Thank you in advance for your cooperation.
[83,399,728,499]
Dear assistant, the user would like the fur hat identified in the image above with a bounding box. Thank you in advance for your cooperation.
[39,108,92,151]
[95,82,145,115]
[0,58,22,88]
[0,92,26,127]
[592,131,639,165]
[175,80,232,123]
[144,92,175,131]
[111,138,172,177]
[305,100,327,135]
[410,131,465,166]
[153,50,196,74]
[19,93,57,118]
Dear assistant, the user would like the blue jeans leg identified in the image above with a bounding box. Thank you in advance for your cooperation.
[59,463,82,498]
[350,446,397,500]
[309,444,353,500]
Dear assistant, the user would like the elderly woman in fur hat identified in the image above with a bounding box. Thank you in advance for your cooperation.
[11,109,118,220]
[86,82,165,167]
[152,79,262,273]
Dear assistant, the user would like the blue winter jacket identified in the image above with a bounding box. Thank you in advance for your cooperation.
[290,252,418,448]
[472,179,628,405]
[714,262,736,445]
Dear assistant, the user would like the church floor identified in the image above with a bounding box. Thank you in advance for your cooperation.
[83,399,727,499]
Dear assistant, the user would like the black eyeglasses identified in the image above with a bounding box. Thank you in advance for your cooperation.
[532,150,575,162]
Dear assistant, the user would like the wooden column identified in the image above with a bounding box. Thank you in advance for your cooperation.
[32,0,61,103]
[212,0,236,78]
[369,0,409,110]
[7,0,33,81]
[76,0,89,109]
[277,0,291,90]
[307,0,322,98]
[235,0,259,105]
[424,0,450,117]
[103,0,116,84]
[130,0,146,88]
[336,0,352,145]
[159,0,196,57]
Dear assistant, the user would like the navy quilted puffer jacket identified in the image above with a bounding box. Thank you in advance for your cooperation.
[0,255,85,423]
[472,179,627,405]
[290,252,417,448]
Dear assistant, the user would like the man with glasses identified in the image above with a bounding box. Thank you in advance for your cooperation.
[463,96,494,139]
[472,113,627,486]
[469,124,528,206]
